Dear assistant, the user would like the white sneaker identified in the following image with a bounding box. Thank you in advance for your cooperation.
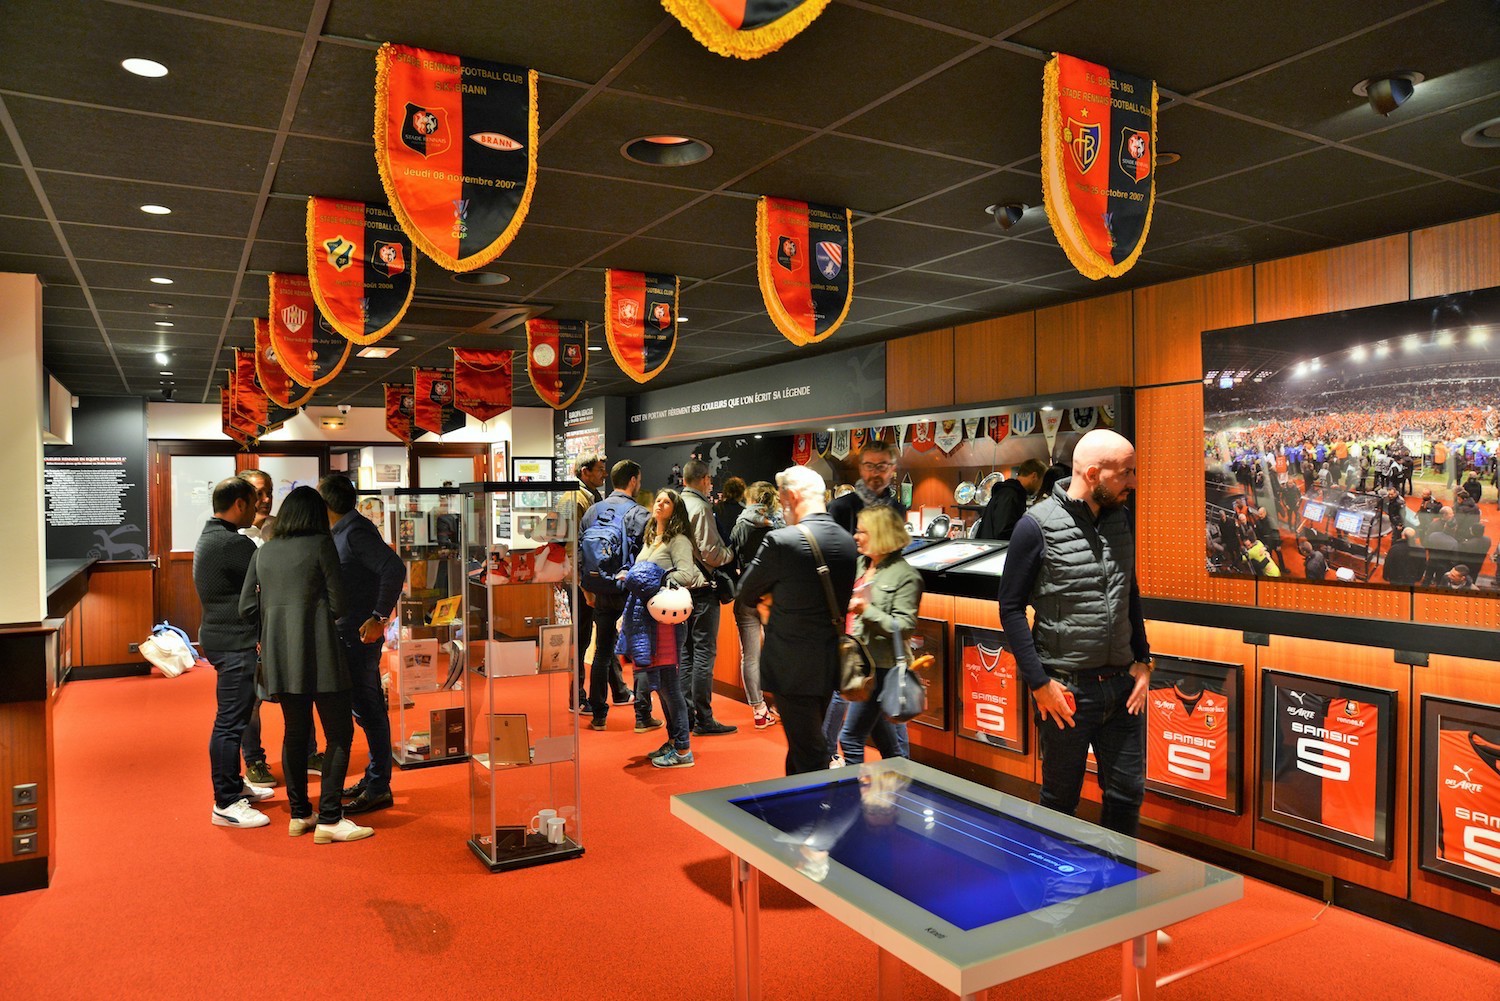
[242,780,274,802]
[289,816,318,837]
[313,818,375,844]
[212,798,270,828]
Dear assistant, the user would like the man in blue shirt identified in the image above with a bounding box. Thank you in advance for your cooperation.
[319,474,405,814]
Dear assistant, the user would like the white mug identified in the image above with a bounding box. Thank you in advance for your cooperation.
[545,815,566,845]
[529,808,557,834]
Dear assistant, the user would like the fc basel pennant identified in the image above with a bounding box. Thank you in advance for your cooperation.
[605,271,677,384]
[453,348,513,423]
[385,384,416,445]
[268,273,351,388]
[306,197,415,344]
[253,319,314,409]
[660,0,833,59]
[525,318,589,409]
[756,197,853,346]
[413,367,465,436]
[374,43,538,272]
[1041,53,1158,280]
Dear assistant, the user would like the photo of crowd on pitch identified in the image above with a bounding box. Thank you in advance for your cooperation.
[1203,288,1500,594]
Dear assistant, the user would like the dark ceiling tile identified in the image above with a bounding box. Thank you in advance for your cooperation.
[40,173,260,237]
[97,310,215,336]
[1348,92,1500,178]
[845,294,935,323]
[90,288,227,317]
[75,260,239,298]
[498,223,614,270]
[0,253,75,286]
[292,41,378,144]
[1142,225,1338,271]
[599,237,753,281]
[40,287,89,310]
[885,171,1044,232]
[160,2,316,31]
[737,135,989,215]
[853,0,1061,37]
[870,305,992,332]
[525,169,700,233]
[853,219,1000,269]
[942,283,1070,316]
[0,165,45,217]
[247,239,308,274]
[681,281,770,314]
[1023,258,1202,294]
[1167,147,1433,222]
[1153,104,1319,195]
[524,269,604,304]
[63,225,245,272]
[640,193,757,246]
[257,196,312,243]
[1142,202,1253,251]
[5,218,69,258]
[1279,179,1500,243]
[857,269,1000,302]
[274,135,385,203]
[919,237,1073,283]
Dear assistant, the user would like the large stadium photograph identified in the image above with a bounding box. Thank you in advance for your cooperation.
[1203,287,1500,595]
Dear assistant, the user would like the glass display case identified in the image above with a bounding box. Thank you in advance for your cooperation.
[461,480,583,872]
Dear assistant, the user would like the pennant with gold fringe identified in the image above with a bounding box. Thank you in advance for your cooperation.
[235,350,297,428]
[374,43,538,272]
[1041,52,1158,280]
[413,367,465,436]
[220,389,253,446]
[661,0,833,59]
[268,273,351,388]
[306,197,415,344]
[385,384,416,445]
[525,319,588,409]
[605,271,677,384]
[225,367,279,440]
[755,196,853,346]
[453,348,513,423]
[253,319,314,409]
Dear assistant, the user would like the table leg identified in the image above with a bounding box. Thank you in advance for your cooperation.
[1121,932,1157,1001]
[876,946,903,1000]
[730,854,761,1001]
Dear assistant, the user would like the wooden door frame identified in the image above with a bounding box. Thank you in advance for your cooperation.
[411,442,488,487]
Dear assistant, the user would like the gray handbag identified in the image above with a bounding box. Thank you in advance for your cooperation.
[878,625,926,722]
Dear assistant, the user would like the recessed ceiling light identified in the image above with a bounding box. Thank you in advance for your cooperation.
[121,57,169,78]
[154,352,169,364]
[1155,151,1182,166]
[1461,116,1500,148]
[385,333,416,343]
[1353,72,1423,116]
[159,370,173,376]
[149,276,173,285]
[154,321,173,327]
[357,346,398,359]
[677,315,690,323]
[754,434,763,439]
[140,204,171,215]
[452,271,509,285]
[587,345,602,351]
[1040,404,1055,412]
[621,135,713,167]
[148,301,173,309]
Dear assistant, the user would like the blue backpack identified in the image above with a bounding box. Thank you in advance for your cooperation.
[579,501,635,595]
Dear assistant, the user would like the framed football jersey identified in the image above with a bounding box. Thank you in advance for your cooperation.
[955,624,1027,754]
[908,617,949,731]
[1419,696,1500,892]
[1259,670,1397,858]
[1145,656,1243,814]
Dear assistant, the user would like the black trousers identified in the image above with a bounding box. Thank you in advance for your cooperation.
[280,690,355,825]
[776,692,833,776]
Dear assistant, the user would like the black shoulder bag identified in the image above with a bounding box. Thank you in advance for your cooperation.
[798,524,875,702]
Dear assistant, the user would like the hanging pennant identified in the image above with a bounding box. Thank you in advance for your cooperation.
[813,431,831,456]
[963,418,981,442]
[253,319,314,410]
[385,384,416,445]
[1042,411,1063,456]
[792,433,813,466]
[306,197,416,344]
[525,318,589,409]
[235,350,297,429]
[899,474,913,509]
[910,421,936,453]
[220,389,253,446]
[1041,52,1158,280]
[453,348,513,423]
[268,273,351,388]
[605,270,678,384]
[413,367,465,436]
[850,427,867,454]
[934,419,963,454]
[374,44,538,272]
[1011,411,1037,437]
[829,429,851,461]
[987,414,1010,444]
[1100,404,1116,427]
[660,0,833,59]
[227,358,267,432]
[1070,406,1098,432]
[755,196,853,346]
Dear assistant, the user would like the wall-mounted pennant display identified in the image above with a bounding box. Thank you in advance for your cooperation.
[525,318,589,409]
[1010,411,1037,437]
[850,427,867,454]
[227,357,268,433]
[792,433,813,466]
[1070,405,1098,432]
[1146,656,1242,814]
[987,414,1010,444]
[956,624,1026,754]
[963,417,981,442]
[829,429,850,460]
[1100,404,1116,427]
[306,197,415,344]
[755,196,853,345]
[605,270,677,384]
[909,421,936,453]
[660,0,833,59]
[413,367,465,436]
[1419,696,1500,891]
[1041,52,1158,280]
[813,431,831,456]
[374,43,538,272]
[1042,411,1063,455]
[934,419,963,454]
[385,384,416,444]
[253,319,314,409]
[268,273,351,388]
[453,348,513,423]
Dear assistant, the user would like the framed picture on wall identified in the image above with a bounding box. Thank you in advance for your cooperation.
[1259,670,1397,858]
[954,624,1027,754]
[514,457,552,509]
[908,617,948,731]
[1418,696,1500,892]
[1145,656,1243,814]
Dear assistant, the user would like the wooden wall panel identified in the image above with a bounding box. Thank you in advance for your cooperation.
[953,314,1035,404]
[0,700,49,865]
[80,564,155,667]
[1256,577,1408,622]
[1035,291,1133,395]
[1132,268,1254,386]
[160,552,200,641]
[1413,589,1500,631]
[886,328,954,413]
[1135,385,1255,606]
[711,608,744,694]
[1410,212,1500,299]
[1407,653,1500,931]
[1253,234,1409,323]
[1252,637,1411,898]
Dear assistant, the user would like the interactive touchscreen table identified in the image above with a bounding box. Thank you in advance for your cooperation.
[672,758,1241,1000]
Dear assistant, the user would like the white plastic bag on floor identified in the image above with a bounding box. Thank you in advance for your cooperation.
[141,622,195,678]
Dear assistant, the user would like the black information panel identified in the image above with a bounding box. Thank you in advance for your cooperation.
[43,396,149,560]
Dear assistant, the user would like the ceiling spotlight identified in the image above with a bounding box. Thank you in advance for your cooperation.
[1354,73,1421,116]
[587,345,602,352]
[1470,328,1491,345]
[1040,404,1055,412]
[121,58,169,78]
[985,203,1027,230]
[140,204,171,215]
[1351,346,1368,362]
[159,370,173,376]
[1461,117,1500,149]
[356,345,398,359]
[154,352,169,364]
[154,320,173,327]
[452,271,509,286]
[1155,151,1182,166]
[677,316,690,324]
[621,135,713,167]
[148,301,173,309]
[149,276,173,285]
[1437,330,1456,347]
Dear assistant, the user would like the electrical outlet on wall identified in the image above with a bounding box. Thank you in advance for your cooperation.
[12,784,37,807]
[128,642,140,653]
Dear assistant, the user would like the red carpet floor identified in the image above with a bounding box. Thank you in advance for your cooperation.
[1,668,1496,999]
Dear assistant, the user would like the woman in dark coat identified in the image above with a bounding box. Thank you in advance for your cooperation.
[239,486,371,844]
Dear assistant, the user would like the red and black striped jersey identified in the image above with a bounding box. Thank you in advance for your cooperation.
[1271,688,1380,839]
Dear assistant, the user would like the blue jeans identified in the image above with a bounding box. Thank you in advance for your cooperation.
[280,691,355,824]
[839,670,909,764]
[733,601,765,707]
[823,692,848,762]
[635,665,690,751]
[1036,670,1145,837]
[206,647,257,808]
[679,588,720,726]
[345,637,392,793]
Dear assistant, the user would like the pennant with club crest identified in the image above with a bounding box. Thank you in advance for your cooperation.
[755,196,853,346]
[253,319,314,409]
[1101,404,1116,427]
[306,197,415,344]
[1070,406,1098,432]
[850,427,867,454]
[385,384,416,445]
[1011,411,1037,437]
[220,389,254,446]
[235,349,297,428]
[987,413,1010,444]
[525,318,589,409]
[813,431,832,456]
[1042,411,1064,457]
[909,421,936,453]
[963,418,982,442]
[268,273,351,388]
[453,348,513,423]
[605,270,678,384]
[375,43,538,272]
[661,0,833,59]
[792,433,813,466]
[829,429,851,460]
[934,419,963,454]
[413,367,465,436]
[1041,52,1158,280]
